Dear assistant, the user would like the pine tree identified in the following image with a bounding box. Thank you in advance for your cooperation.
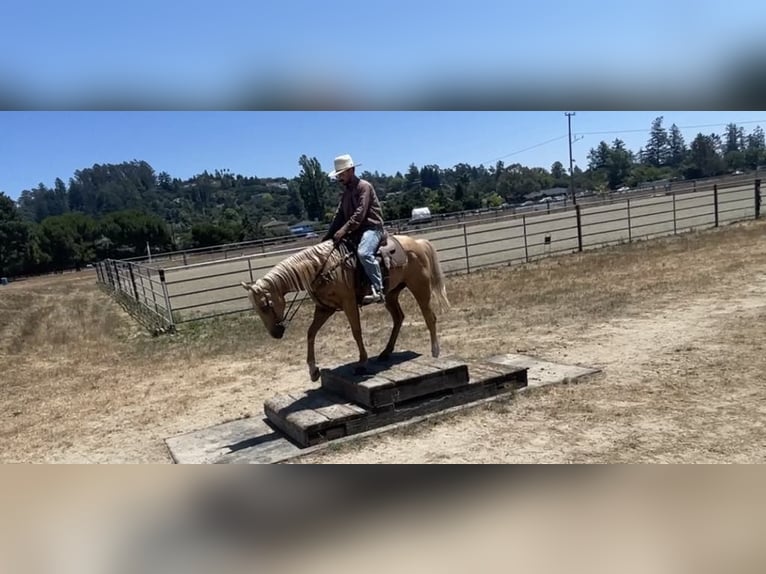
[644,116,670,167]
[667,124,687,168]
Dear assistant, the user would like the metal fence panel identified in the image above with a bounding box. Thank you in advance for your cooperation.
[98,177,762,329]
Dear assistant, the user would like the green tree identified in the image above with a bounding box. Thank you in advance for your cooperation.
[297,155,329,221]
[98,210,172,257]
[420,165,441,189]
[190,223,240,248]
[587,139,635,190]
[36,212,99,271]
[682,134,725,179]
[285,180,305,220]
[667,124,687,168]
[0,193,32,277]
[644,116,670,167]
[551,161,566,180]
[745,126,765,169]
[724,123,745,154]
[587,141,612,170]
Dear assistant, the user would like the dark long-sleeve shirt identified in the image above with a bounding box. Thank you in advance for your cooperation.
[324,178,384,240]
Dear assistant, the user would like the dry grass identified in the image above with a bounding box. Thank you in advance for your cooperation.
[2,220,766,463]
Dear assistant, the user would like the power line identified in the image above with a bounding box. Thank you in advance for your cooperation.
[486,135,569,164]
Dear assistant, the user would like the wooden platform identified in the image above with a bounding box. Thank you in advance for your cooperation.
[164,353,600,464]
[319,355,471,409]
[264,354,528,447]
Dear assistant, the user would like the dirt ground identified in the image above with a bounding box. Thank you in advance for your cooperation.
[2,219,766,463]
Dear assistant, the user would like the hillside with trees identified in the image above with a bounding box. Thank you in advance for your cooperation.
[1,117,765,279]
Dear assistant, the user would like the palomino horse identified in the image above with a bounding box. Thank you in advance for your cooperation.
[241,234,450,381]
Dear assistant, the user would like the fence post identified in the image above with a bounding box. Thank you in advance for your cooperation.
[111,260,121,293]
[713,184,719,227]
[575,205,583,252]
[149,269,159,314]
[522,215,529,263]
[137,266,149,305]
[128,263,140,301]
[672,192,677,234]
[248,258,254,283]
[104,260,114,289]
[755,179,761,220]
[462,224,471,274]
[627,198,632,243]
[158,269,176,332]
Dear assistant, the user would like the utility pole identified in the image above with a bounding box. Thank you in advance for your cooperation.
[565,112,577,205]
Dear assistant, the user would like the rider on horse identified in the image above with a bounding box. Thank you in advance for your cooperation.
[323,154,386,305]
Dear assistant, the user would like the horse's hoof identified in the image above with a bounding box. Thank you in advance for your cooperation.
[310,367,321,382]
[376,352,391,362]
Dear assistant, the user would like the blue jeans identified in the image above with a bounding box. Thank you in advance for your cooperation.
[357,228,384,292]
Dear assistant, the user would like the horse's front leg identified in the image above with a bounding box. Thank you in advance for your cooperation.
[379,286,405,361]
[342,301,368,375]
[307,305,335,382]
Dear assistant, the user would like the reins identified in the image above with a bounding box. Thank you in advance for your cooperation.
[278,240,353,330]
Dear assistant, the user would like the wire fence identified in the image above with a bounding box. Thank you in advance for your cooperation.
[96,177,762,333]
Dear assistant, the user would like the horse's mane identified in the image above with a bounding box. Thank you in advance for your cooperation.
[258,240,346,295]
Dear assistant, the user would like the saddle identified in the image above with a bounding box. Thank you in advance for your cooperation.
[340,230,408,303]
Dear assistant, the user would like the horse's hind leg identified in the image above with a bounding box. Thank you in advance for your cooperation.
[378,285,406,361]
[409,282,440,358]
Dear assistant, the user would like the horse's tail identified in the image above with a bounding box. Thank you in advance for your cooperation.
[419,238,450,311]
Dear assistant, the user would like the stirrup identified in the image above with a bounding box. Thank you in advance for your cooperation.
[362,290,384,304]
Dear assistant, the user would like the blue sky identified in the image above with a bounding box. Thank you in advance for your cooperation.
[2,111,766,199]
[2,2,765,198]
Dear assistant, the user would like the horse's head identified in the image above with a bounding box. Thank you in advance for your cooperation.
[241,280,287,339]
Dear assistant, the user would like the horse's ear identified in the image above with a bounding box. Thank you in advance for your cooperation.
[240,281,251,291]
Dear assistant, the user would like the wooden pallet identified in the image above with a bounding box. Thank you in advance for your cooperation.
[320,355,470,409]
[264,355,528,447]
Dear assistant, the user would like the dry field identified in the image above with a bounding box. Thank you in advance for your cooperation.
[2,218,766,463]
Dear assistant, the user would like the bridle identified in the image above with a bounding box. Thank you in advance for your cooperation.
[272,239,354,332]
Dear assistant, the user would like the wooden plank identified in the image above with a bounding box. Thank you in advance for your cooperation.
[264,390,369,447]
[314,402,366,422]
[322,370,390,406]
[263,393,309,445]
[383,370,469,406]
[319,354,471,409]
[344,383,498,436]
[372,364,422,385]
[467,362,528,390]
[470,359,526,377]
[412,355,469,372]
[217,433,305,464]
[389,361,442,377]
[365,361,470,408]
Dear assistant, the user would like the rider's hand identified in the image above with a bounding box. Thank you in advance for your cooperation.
[333,229,345,244]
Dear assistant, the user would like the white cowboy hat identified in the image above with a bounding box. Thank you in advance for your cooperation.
[328,154,361,178]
